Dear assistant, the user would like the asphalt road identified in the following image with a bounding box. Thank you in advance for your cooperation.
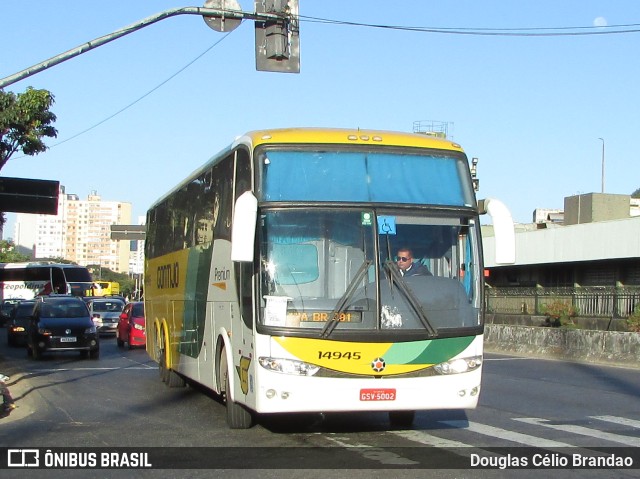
[0,327,639,479]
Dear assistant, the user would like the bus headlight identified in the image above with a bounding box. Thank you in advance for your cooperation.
[258,357,320,376]
[434,355,482,375]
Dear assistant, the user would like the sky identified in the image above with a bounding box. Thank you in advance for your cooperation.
[2,0,640,238]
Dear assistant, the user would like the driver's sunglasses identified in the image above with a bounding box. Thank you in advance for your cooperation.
[397,256,410,262]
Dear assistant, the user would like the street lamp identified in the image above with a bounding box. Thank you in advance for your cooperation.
[598,138,605,193]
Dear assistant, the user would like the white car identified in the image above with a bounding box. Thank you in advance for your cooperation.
[88,298,125,335]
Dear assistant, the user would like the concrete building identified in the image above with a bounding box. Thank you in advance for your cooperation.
[13,186,133,273]
[484,193,640,288]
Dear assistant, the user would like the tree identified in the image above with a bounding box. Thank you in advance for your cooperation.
[0,87,58,227]
[632,188,640,199]
[0,87,57,168]
[0,239,30,263]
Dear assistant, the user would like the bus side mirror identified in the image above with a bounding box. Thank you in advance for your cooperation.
[231,191,258,262]
[478,198,516,265]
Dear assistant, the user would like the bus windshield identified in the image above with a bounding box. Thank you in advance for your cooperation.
[260,148,474,206]
[258,208,481,337]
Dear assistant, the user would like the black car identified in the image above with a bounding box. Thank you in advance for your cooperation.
[7,300,36,347]
[0,298,22,327]
[27,295,99,359]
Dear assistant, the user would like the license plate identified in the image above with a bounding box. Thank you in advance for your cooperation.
[360,388,396,401]
[60,337,77,343]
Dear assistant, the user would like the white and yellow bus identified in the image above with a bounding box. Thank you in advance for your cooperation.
[144,128,515,428]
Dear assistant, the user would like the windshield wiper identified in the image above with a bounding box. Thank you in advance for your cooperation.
[320,260,372,339]
[383,260,438,338]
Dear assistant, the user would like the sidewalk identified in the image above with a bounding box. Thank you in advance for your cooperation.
[0,358,33,423]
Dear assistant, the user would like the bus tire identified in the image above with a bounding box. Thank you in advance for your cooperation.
[158,347,169,383]
[158,328,169,383]
[389,410,415,428]
[166,369,186,388]
[219,347,253,429]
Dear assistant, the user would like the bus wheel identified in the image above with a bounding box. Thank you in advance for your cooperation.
[167,369,186,388]
[158,332,169,383]
[389,410,415,428]
[219,347,253,429]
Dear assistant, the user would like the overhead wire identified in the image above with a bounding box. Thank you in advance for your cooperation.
[38,30,236,153]
[21,13,640,154]
[298,16,640,36]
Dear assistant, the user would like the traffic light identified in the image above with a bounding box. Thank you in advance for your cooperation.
[254,0,300,73]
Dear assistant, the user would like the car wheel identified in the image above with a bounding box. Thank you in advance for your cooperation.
[90,349,100,360]
[127,334,134,350]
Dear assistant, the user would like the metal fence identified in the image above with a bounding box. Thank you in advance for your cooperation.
[485,287,640,318]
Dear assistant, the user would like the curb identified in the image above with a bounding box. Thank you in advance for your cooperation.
[484,323,640,369]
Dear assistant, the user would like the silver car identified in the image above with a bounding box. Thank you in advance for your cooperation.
[88,298,125,335]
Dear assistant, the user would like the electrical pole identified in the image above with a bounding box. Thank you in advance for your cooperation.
[598,138,605,193]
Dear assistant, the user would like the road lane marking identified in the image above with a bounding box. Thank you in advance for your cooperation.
[323,435,419,465]
[391,429,473,448]
[483,357,533,361]
[590,416,640,429]
[25,367,156,373]
[440,420,574,448]
[514,417,640,447]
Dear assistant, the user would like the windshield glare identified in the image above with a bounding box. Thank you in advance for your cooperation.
[258,209,481,335]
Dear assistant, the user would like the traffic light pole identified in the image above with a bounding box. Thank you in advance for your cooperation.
[0,6,290,89]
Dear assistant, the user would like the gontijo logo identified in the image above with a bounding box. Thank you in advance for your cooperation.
[156,262,179,289]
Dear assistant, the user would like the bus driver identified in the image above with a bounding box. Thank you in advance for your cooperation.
[396,248,432,277]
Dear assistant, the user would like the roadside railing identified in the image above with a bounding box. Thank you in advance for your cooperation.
[485,286,640,318]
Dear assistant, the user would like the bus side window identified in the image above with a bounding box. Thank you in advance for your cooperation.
[51,268,67,294]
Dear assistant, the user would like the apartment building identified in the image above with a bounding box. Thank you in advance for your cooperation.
[13,186,133,273]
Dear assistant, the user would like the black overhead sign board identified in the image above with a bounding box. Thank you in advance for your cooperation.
[0,177,59,215]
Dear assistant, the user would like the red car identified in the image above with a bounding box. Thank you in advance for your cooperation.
[116,302,146,349]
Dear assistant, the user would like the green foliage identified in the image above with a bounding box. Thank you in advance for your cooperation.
[36,257,75,264]
[632,188,640,199]
[542,300,578,327]
[0,87,58,169]
[0,239,30,263]
[626,307,640,332]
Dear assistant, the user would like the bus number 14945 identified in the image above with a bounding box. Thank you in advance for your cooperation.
[318,351,362,360]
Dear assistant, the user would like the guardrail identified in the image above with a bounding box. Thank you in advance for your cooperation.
[485,286,640,319]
